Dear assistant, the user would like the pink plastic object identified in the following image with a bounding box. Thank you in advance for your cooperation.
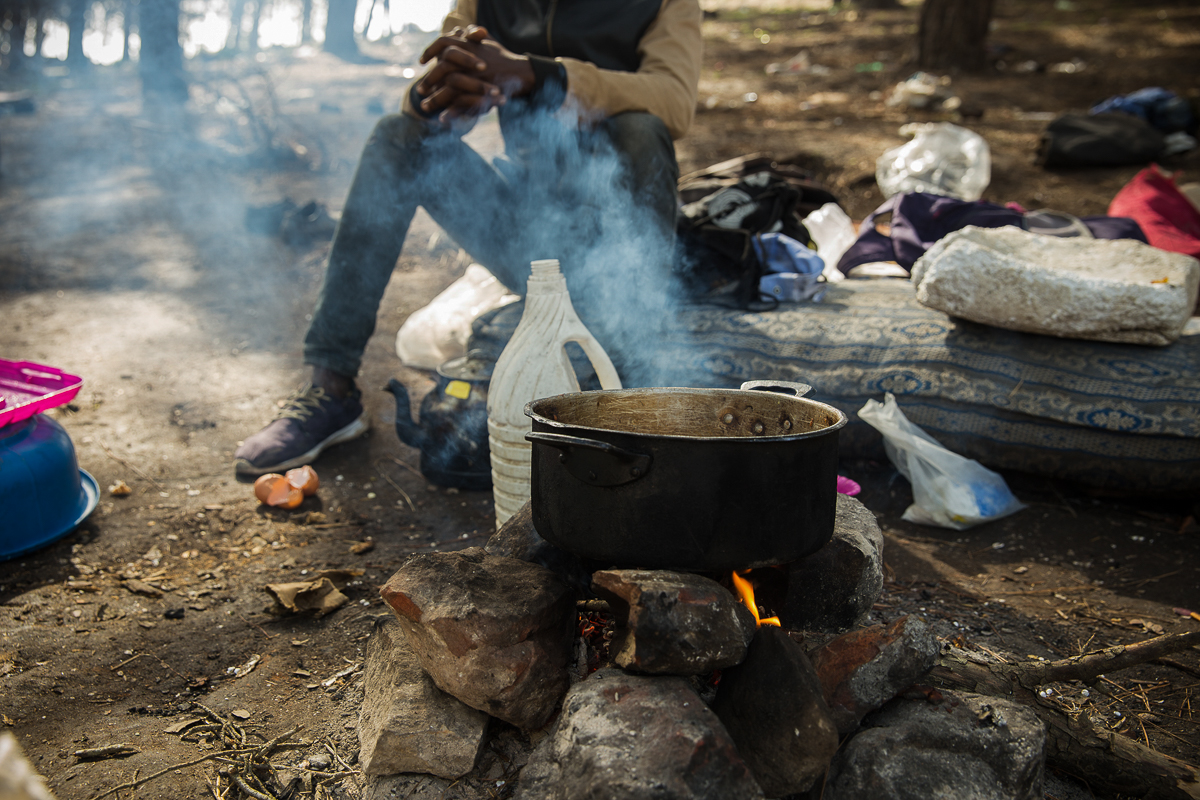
[836,475,862,496]
[0,360,84,428]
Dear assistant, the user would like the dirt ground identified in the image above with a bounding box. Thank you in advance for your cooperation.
[2,1,1199,798]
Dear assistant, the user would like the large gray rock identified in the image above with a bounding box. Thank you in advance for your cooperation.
[358,618,489,778]
[485,500,592,593]
[782,495,883,632]
[712,627,840,797]
[380,548,576,731]
[592,569,757,675]
[912,225,1200,346]
[809,615,940,735]
[823,690,1046,800]
[517,669,764,800]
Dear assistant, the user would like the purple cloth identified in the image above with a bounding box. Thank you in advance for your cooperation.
[837,193,1148,276]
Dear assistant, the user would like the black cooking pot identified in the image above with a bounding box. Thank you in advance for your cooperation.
[525,380,847,572]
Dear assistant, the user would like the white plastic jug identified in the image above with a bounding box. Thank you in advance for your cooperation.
[487,259,622,526]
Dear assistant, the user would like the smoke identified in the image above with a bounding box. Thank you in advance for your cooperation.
[401,97,684,388]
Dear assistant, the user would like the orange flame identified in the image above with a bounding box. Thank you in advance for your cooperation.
[731,570,780,627]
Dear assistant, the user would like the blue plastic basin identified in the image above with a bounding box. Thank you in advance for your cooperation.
[0,414,98,560]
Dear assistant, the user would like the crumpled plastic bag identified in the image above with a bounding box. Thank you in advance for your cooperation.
[858,394,1025,530]
[876,122,991,202]
[396,263,518,369]
[802,202,856,284]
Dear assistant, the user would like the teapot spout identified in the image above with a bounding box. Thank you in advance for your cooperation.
[386,378,426,450]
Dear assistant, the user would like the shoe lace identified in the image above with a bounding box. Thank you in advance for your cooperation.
[274,385,329,422]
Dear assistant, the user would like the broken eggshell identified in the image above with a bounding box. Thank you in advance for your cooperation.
[253,466,319,508]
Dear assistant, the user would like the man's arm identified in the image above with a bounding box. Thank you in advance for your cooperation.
[555,0,702,140]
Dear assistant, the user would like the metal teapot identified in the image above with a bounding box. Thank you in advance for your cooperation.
[386,353,494,491]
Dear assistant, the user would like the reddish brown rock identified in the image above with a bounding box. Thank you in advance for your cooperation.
[712,626,839,797]
[809,615,939,734]
[358,618,488,778]
[516,669,764,800]
[380,548,576,731]
[591,569,757,675]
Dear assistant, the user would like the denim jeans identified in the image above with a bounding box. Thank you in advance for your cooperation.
[302,107,680,381]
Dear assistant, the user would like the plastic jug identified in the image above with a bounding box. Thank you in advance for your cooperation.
[487,259,622,526]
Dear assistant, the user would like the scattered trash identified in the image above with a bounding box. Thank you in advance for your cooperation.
[765,50,832,76]
[743,92,758,104]
[396,263,518,370]
[264,569,363,618]
[802,203,857,283]
[836,476,861,496]
[230,709,252,720]
[886,72,957,111]
[854,62,883,73]
[253,466,319,509]
[226,654,261,678]
[876,122,991,201]
[858,393,1025,530]
[108,480,132,497]
[1047,59,1086,74]
[123,579,163,598]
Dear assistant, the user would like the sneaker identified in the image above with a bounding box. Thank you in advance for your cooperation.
[234,384,368,478]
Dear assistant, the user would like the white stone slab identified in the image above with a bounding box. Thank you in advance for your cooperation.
[911,226,1200,345]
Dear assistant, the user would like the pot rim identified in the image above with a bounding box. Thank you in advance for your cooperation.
[525,386,848,443]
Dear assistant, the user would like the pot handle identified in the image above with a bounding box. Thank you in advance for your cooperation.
[526,432,652,487]
[740,379,813,397]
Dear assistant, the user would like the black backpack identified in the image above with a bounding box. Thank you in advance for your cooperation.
[675,155,839,308]
[1037,113,1165,168]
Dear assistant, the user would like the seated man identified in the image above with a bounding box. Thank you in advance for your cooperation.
[233,0,702,478]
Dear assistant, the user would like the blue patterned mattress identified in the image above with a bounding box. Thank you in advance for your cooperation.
[660,280,1200,493]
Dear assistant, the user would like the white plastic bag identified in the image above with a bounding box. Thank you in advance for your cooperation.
[876,122,991,202]
[395,263,518,370]
[802,202,857,283]
[858,393,1025,530]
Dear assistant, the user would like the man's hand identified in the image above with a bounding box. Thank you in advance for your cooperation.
[416,25,537,122]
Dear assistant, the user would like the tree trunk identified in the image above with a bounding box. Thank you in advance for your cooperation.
[137,0,187,103]
[225,0,246,51]
[322,0,359,60]
[300,0,313,44]
[916,0,994,73]
[65,0,88,66]
[247,0,262,51]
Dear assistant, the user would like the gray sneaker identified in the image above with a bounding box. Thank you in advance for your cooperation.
[234,385,368,478]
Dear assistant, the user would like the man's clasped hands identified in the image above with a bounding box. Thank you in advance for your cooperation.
[416,26,539,123]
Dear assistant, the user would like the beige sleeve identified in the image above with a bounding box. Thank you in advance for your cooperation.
[442,0,476,31]
[558,0,702,140]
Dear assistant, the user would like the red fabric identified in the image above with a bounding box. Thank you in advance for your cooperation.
[1107,166,1200,259]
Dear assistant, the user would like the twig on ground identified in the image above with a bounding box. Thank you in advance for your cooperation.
[237,612,279,640]
[97,440,167,493]
[74,744,139,761]
[376,459,417,511]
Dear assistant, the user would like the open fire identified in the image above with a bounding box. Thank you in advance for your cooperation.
[731,569,780,627]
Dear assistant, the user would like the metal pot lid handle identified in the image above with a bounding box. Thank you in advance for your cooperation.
[739,379,813,397]
[526,432,652,487]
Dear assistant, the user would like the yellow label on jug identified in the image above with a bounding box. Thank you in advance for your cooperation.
[444,380,471,400]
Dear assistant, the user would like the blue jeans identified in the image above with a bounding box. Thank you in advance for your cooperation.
[303,108,680,381]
